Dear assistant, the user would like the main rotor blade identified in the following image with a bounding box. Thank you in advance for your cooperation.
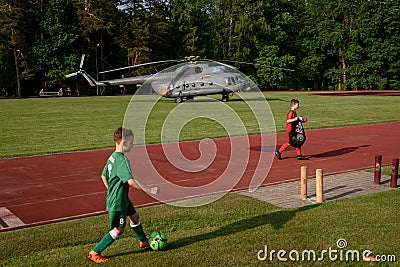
[202,59,237,69]
[65,72,78,78]
[79,54,85,69]
[215,59,295,72]
[99,59,181,74]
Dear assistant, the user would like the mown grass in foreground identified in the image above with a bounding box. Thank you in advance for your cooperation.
[0,191,399,266]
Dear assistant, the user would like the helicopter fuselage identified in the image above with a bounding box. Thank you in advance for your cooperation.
[150,63,251,102]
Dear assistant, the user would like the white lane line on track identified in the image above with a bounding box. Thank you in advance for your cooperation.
[6,191,106,208]
[0,207,25,229]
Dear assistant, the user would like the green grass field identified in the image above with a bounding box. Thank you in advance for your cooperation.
[0,92,399,266]
[0,92,398,157]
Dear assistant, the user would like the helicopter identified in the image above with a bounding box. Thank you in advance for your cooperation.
[146,58,255,103]
[66,55,290,103]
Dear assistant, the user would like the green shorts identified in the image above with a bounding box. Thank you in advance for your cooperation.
[108,202,136,230]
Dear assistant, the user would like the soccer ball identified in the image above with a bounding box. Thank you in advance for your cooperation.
[149,231,168,251]
[296,133,305,141]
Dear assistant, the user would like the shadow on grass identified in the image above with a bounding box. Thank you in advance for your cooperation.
[185,96,269,103]
[265,97,290,102]
[168,204,319,250]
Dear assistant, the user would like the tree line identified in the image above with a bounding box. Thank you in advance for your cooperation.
[0,0,399,97]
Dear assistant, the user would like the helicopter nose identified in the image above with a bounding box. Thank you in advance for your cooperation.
[161,89,171,97]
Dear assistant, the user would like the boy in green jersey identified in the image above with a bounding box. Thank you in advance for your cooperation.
[88,127,158,263]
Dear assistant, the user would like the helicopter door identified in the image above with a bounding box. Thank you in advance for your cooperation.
[178,83,191,96]
[188,82,197,96]
[177,82,197,96]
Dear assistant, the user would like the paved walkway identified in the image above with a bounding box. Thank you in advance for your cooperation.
[238,170,397,208]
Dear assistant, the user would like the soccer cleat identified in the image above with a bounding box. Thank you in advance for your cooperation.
[297,155,308,160]
[87,250,109,263]
[275,151,282,160]
[138,239,150,249]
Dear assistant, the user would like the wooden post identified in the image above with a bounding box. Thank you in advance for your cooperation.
[316,169,323,203]
[390,158,399,188]
[374,154,382,185]
[300,166,307,200]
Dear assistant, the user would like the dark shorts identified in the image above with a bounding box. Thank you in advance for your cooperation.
[108,202,136,230]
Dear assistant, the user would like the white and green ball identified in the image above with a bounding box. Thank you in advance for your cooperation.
[149,231,168,251]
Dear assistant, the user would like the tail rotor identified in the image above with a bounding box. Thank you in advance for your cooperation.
[65,54,86,78]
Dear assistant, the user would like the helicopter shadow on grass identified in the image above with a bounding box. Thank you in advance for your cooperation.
[264,97,290,102]
[181,96,268,103]
[166,204,319,250]
[126,95,288,104]
[225,96,289,103]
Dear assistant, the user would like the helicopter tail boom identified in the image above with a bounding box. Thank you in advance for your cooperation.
[65,69,105,87]
[79,70,104,87]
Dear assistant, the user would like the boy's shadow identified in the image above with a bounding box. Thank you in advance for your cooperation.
[168,204,319,250]
[110,204,319,258]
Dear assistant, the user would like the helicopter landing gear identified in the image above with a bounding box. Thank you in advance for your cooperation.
[174,96,183,103]
[222,94,229,102]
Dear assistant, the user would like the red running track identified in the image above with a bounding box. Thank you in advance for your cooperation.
[0,122,399,232]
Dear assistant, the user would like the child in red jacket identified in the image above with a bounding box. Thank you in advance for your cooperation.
[275,99,308,160]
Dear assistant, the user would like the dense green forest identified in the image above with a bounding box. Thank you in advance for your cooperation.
[0,0,399,96]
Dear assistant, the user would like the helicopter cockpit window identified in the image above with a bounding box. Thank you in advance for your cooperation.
[232,77,237,85]
[211,66,225,73]
[225,77,236,85]
[182,66,203,76]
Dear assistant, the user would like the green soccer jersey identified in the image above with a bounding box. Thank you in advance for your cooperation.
[102,151,133,211]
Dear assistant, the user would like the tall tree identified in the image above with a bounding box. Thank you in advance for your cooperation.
[300,0,360,90]
[209,0,268,62]
[0,0,35,96]
[170,0,213,57]
[255,45,295,89]
[73,0,120,75]
[115,0,173,77]
[253,0,301,89]
[32,0,80,90]
[347,0,400,90]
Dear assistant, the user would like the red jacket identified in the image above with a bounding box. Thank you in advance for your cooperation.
[286,110,297,133]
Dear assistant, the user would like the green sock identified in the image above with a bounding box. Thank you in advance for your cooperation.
[131,222,146,241]
[93,233,115,253]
